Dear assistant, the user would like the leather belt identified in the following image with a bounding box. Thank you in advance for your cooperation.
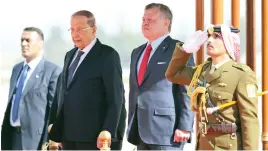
[12,126,21,132]
[206,123,238,134]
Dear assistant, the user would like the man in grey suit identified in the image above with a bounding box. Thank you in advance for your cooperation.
[1,27,61,150]
[127,3,195,150]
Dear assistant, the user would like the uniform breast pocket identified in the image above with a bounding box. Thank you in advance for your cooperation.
[211,90,237,114]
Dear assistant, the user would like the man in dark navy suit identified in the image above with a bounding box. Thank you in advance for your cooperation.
[48,10,126,150]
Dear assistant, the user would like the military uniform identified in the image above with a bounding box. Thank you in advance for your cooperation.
[165,42,260,150]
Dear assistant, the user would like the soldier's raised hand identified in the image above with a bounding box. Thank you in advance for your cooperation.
[182,30,208,53]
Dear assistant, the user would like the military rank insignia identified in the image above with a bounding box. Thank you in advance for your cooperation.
[246,83,257,98]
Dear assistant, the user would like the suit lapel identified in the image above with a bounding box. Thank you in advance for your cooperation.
[67,39,101,89]
[8,63,23,102]
[22,59,45,97]
[63,48,78,89]
[140,36,171,85]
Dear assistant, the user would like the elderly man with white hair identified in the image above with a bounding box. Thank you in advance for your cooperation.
[165,24,259,150]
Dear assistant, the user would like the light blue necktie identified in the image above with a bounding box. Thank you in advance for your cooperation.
[12,64,29,122]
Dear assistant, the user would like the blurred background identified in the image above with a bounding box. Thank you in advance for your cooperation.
[0,0,263,150]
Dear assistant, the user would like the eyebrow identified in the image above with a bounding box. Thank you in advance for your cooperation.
[21,38,31,42]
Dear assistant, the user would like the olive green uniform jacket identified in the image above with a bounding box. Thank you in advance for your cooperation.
[165,43,259,150]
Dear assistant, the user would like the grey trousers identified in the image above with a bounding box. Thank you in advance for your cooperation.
[137,139,185,150]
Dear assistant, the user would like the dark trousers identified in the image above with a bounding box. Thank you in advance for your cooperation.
[62,140,122,150]
[11,128,22,150]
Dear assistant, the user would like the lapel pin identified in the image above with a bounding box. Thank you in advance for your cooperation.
[36,75,39,78]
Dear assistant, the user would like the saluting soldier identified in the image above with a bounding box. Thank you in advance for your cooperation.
[165,24,260,150]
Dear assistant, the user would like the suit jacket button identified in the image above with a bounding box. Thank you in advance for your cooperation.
[65,91,68,95]
[229,144,233,148]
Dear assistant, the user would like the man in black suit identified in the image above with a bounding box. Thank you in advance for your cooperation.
[1,27,61,150]
[48,10,126,150]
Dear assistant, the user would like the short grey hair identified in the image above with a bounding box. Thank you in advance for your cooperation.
[72,10,96,27]
[145,3,173,32]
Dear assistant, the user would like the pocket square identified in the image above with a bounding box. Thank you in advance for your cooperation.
[157,62,166,64]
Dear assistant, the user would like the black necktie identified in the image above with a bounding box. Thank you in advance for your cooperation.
[67,51,84,86]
